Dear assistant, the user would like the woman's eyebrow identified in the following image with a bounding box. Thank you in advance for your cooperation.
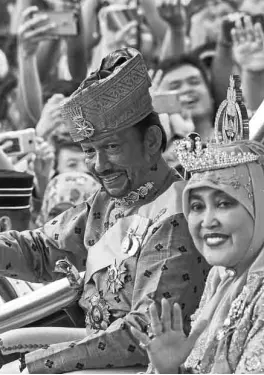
[189,192,203,200]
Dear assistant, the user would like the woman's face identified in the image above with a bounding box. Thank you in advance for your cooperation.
[187,186,254,267]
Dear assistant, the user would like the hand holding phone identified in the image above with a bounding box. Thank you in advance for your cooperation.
[152,91,181,114]
[17,6,58,56]
[38,10,80,37]
[0,129,36,157]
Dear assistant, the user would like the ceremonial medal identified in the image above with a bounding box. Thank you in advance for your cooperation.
[128,236,140,256]
[121,235,132,253]
[85,293,110,331]
[106,260,126,294]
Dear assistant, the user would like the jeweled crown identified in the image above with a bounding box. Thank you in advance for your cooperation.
[174,75,259,173]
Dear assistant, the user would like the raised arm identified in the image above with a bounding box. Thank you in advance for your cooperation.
[232,16,264,113]
[156,0,187,62]
[17,6,58,125]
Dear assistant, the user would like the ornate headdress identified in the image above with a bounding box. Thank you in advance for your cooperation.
[61,48,153,142]
[174,75,261,175]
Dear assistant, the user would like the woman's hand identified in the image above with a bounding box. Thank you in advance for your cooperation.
[130,299,207,373]
[155,0,185,28]
[18,6,58,58]
[232,16,264,72]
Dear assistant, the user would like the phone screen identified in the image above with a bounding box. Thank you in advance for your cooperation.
[0,137,21,154]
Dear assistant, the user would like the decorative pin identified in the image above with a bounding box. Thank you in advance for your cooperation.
[71,106,95,139]
[85,293,110,331]
[122,229,140,256]
[225,268,237,278]
[106,260,127,294]
[121,235,132,253]
[128,236,140,256]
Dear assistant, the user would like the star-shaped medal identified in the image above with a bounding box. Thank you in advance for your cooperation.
[72,106,95,138]
[106,260,127,294]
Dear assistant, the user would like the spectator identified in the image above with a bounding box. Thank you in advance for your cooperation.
[157,55,215,141]
[36,171,99,226]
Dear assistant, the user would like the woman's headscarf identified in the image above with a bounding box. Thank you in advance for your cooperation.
[182,140,264,372]
[37,172,99,226]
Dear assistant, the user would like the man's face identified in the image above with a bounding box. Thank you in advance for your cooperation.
[158,64,213,119]
[81,127,150,198]
[57,147,88,175]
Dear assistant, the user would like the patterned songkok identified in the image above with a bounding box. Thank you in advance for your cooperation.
[61,47,153,142]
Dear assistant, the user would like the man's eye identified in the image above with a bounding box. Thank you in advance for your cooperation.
[170,82,181,90]
[85,149,95,157]
[189,78,201,86]
[106,144,120,151]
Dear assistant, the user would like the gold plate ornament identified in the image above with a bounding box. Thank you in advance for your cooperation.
[106,260,127,294]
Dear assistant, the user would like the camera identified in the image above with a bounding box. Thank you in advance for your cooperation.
[0,128,36,156]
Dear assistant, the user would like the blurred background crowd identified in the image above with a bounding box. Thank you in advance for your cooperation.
[0,0,264,231]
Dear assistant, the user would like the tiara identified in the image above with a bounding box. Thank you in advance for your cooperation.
[174,75,259,173]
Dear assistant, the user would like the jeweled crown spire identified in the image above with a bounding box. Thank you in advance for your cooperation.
[174,75,259,174]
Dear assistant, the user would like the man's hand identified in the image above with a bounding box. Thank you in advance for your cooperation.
[32,137,55,199]
[155,0,186,28]
[130,299,207,373]
[232,16,264,72]
[107,20,139,50]
[36,94,65,139]
[18,6,58,58]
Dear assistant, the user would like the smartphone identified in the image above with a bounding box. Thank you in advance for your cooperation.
[105,6,140,32]
[0,128,36,157]
[39,10,80,36]
[223,12,264,43]
[152,91,181,115]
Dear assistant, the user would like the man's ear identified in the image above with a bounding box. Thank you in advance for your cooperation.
[143,125,162,157]
[0,216,12,232]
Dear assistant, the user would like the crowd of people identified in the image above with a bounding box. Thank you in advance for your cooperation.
[0,0,264,373]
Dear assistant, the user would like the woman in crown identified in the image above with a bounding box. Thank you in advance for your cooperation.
[130,75,264,373]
